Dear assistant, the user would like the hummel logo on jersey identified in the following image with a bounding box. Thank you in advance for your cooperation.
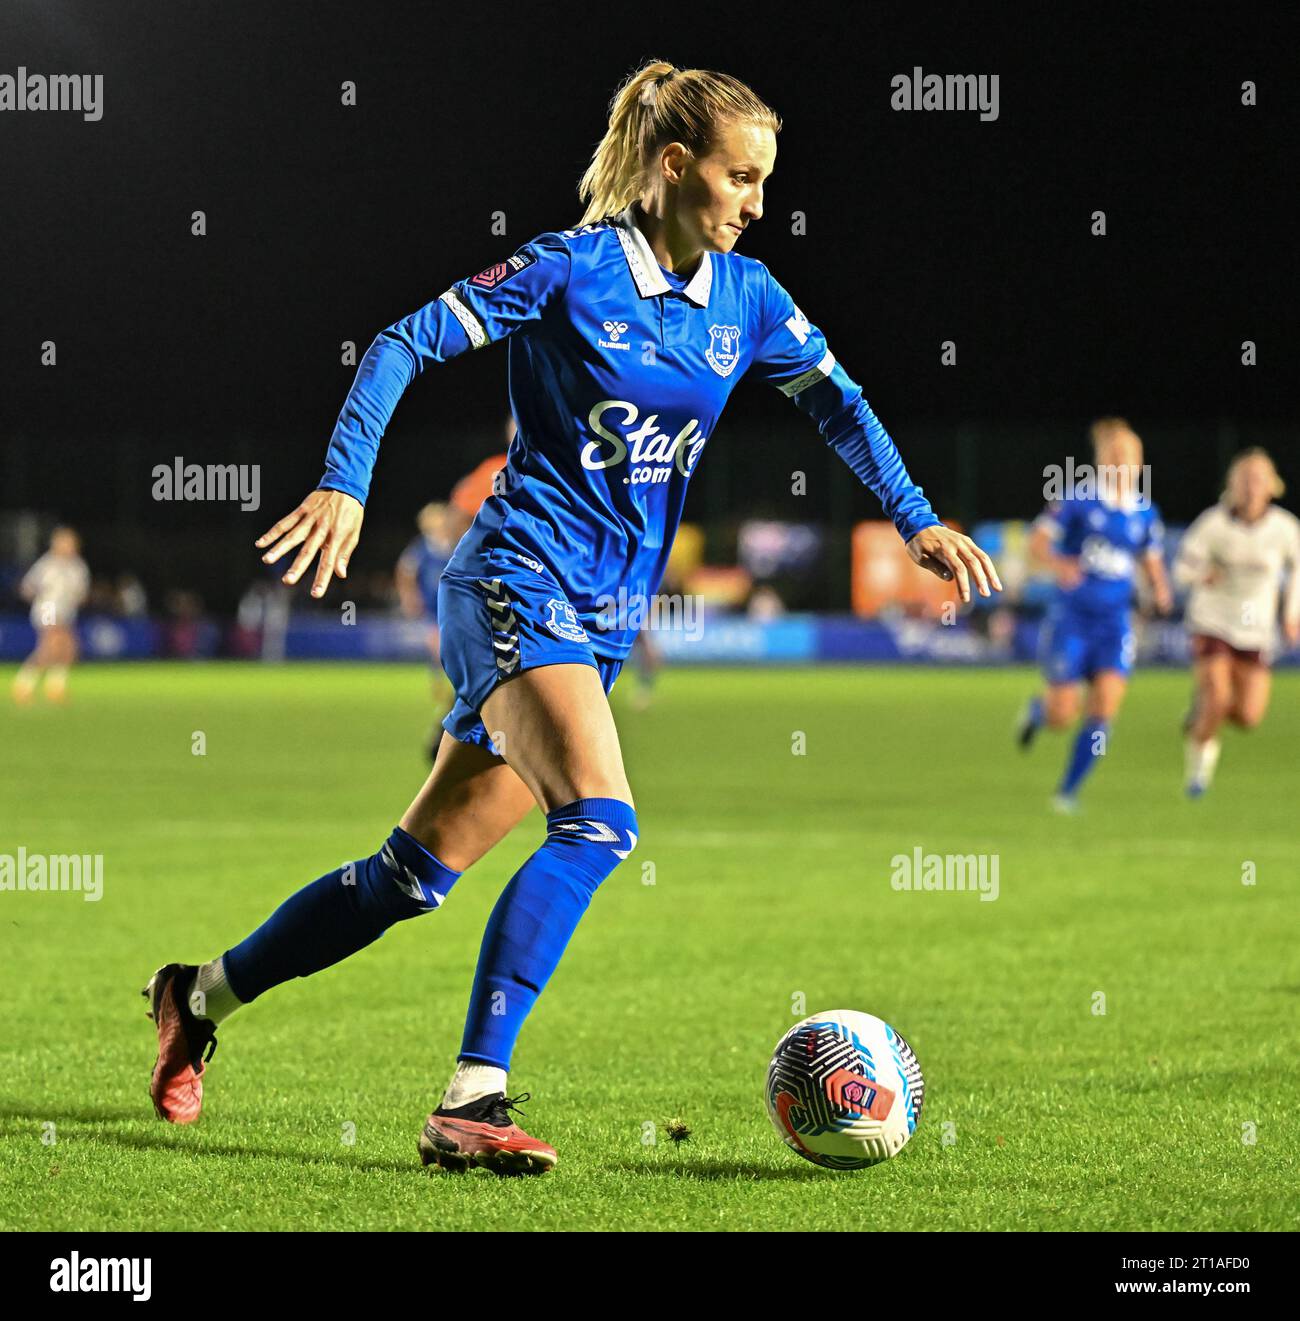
[706,324,741,377]
[598,319,631,352]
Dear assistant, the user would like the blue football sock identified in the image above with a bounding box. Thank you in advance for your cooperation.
[1027,695,1045,729]
[223,827,460,1003]
[1059,719,1109,797]
[458,798,638,1070]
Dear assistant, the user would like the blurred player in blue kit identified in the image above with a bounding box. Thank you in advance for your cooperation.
[144,60,999,1172]
[395,501,458,754]
[1017,419,1172,810]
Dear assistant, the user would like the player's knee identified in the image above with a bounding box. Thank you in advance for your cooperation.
[1202,692,1230,723]
[1045,702,1076,730]
[544,798,639,888]
[1231,706,1263,730]
[353,827,462,926]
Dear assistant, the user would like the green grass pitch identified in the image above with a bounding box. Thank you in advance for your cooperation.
[1,661,1297,1231]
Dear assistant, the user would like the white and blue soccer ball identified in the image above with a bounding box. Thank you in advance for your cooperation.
[765,1010,925,1169]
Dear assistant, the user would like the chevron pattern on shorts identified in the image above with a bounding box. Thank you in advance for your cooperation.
[478,577,521,676]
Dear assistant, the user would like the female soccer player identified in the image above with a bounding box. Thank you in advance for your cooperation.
[1016,419,1172,811]
[395,501,458,755]
[144,61,1000,1173]
[1174,448,1300,796]
[12,526,89,705]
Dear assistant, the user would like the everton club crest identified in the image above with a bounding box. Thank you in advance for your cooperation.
[544,598,589,643]
[706,324,741,378]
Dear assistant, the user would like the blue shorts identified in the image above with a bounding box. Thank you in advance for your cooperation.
[437,554,624,753]
[1039,611,1136,684]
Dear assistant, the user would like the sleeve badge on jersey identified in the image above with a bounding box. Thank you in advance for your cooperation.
[785,306,811,345]
[469,249,537,290]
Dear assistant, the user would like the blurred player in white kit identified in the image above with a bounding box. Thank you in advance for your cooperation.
[12,526,90,705]
[1174,449,1300,796]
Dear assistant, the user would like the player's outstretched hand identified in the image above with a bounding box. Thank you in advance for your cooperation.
[906,525,1003,604]
[256,489,364,598]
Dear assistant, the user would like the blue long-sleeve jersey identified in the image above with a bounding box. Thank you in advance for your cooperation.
[320,201,941,657]
[1035,496,1165,618]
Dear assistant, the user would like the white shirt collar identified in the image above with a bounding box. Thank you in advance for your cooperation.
[612,203,712,308]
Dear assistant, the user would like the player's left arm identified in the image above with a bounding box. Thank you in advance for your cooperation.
[1141,509,1173,614]
[73,560,91,609]
[747,268,1000,603]
[1030,502,1084,588]
[1281,516,1300,644]
[1171,509,1215,589]
[17,562,38,602]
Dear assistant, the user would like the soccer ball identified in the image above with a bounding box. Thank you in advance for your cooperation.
[765,1010,925,1169]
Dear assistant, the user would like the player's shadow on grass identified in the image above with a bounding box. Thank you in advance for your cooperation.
[609,1156,825,1181]
[92,1129,416,1176]
[0,1101,144,1126]
[0,1105,414,1176]
[2,1105,826,1181]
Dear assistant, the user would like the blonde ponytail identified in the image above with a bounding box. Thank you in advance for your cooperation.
[577,61,780,226]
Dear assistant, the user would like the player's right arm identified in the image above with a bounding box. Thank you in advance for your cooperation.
[1029,503,1082,588]
[258,233,571,596]
[1281,513,1300,645]
[394,542,423,619]
[18,559,41,602]
[1171,509,1219,589]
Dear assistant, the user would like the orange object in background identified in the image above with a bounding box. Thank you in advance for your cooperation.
[666,522,705,588]
[450,453,509,516]
[851,520,962,618]
[687,565,753,608]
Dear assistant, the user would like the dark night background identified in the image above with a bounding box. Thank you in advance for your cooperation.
[1,1,1296,610]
